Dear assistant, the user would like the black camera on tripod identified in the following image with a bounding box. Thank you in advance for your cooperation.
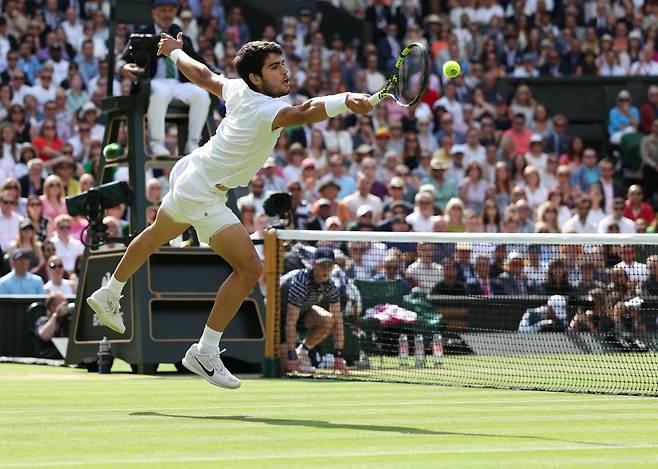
[66,181,134,249]
[263,192,293,229]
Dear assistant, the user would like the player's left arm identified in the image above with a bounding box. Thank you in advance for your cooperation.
[157,32,228,99]
[272,93,374,130]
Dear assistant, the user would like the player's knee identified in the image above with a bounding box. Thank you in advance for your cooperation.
[238,262,262,285]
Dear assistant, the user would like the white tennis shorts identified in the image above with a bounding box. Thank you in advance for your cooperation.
[160,155,240,244]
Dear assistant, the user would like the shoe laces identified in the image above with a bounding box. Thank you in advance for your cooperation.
[107,295,123,315]
[209,348,227,372]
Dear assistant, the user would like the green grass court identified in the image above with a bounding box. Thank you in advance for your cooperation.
[2,362,658,468]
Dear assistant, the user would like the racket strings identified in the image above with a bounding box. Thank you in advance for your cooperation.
[394,46,428,106]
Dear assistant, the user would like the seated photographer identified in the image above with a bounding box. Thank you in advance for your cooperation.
[35,291,71,359]
[568,288,614,333]
[518,295,567,333]
[612,297,647,351]
[280,247,347,375]
[118,0,211,157]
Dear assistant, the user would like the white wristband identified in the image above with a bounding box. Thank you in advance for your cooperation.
[169,48,188,65]
[325,92,349,117]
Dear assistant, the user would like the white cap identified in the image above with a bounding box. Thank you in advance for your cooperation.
[530,134,543,144]
[356,204,374,217]
[450,144,464,155]
[547,295,567,317]
[507,251,523,262]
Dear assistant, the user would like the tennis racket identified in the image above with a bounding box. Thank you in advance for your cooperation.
[368,43,430,108]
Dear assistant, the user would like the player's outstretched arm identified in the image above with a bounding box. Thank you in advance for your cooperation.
[157,32,228,99]
[272,93,374,130]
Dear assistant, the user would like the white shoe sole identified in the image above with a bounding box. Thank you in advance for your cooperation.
[86,296,126,334]
[182,352,241,389]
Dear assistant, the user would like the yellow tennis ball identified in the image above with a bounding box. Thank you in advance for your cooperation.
[443,60,461,78]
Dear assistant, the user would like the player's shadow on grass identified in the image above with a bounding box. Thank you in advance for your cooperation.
[130,411,612,446]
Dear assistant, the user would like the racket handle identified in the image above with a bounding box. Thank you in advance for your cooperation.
[368,93,384,105]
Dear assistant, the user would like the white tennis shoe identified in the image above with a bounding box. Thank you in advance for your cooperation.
[182,344,241,389]
[295,345,316,374]
[86,287,126,334]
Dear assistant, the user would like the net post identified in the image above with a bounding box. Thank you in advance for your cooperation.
[263,228,282,378]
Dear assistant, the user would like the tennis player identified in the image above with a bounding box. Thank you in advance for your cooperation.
[87,34,373,389]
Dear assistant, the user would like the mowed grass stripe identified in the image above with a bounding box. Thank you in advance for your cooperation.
[2,364,658,468]
[2,444,658,468]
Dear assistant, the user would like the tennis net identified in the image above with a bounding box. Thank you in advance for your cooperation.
[263,230,658,397]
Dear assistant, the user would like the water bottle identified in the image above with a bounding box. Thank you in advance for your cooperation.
[398,334,409,368]
[432,333,444,368]
[356,350,371,370]
[414,334,425,368]
[97,336,112,374]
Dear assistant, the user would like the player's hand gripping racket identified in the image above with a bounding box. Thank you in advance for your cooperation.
[368,43,430,108]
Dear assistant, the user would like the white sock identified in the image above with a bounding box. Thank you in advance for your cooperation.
[198,325,222,354]
[106,275,126,297]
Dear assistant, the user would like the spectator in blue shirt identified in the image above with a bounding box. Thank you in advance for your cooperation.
[0,249,45,294]
[570,148,600,192]
[74,39,99,86]
[608,90,640,145]
[17,40,41,84]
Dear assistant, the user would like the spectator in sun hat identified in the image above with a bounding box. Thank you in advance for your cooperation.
[494,250,529,296]
[77,102,104,141]
[259,157,286,193]
[314,179,351,223]
[51,156,80,197]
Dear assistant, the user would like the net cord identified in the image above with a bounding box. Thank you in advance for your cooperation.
[275,230,658,246]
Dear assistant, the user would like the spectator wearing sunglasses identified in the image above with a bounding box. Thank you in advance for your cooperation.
[50,214,84,273]
[0,190,23,251]
[43,255,75,296]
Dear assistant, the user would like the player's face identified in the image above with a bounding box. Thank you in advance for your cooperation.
[255,53,289,98]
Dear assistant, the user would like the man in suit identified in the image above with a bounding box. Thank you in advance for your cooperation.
[377,23,400,71]
[366,0,393,42]
[117,0,211,157]
[18,158,44,198]
[543,114,572,156]
[466,255,494,297]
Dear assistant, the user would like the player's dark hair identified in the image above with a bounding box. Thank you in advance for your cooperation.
[234,41,283,92]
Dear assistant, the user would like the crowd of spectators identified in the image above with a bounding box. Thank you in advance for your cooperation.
[2,0,658,301]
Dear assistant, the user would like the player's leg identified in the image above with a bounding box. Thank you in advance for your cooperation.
[114,209,190,281]
[181,223,260,389]
[206,223,262,329]
[174,82,211,154]
[87,208,189,333]
[147,79,174,156]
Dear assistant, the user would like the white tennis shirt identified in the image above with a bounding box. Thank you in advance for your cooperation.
[192,79,291,190]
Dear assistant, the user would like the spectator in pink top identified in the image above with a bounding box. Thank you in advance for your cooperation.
[39,175,67,221]
[502,113,533,156]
